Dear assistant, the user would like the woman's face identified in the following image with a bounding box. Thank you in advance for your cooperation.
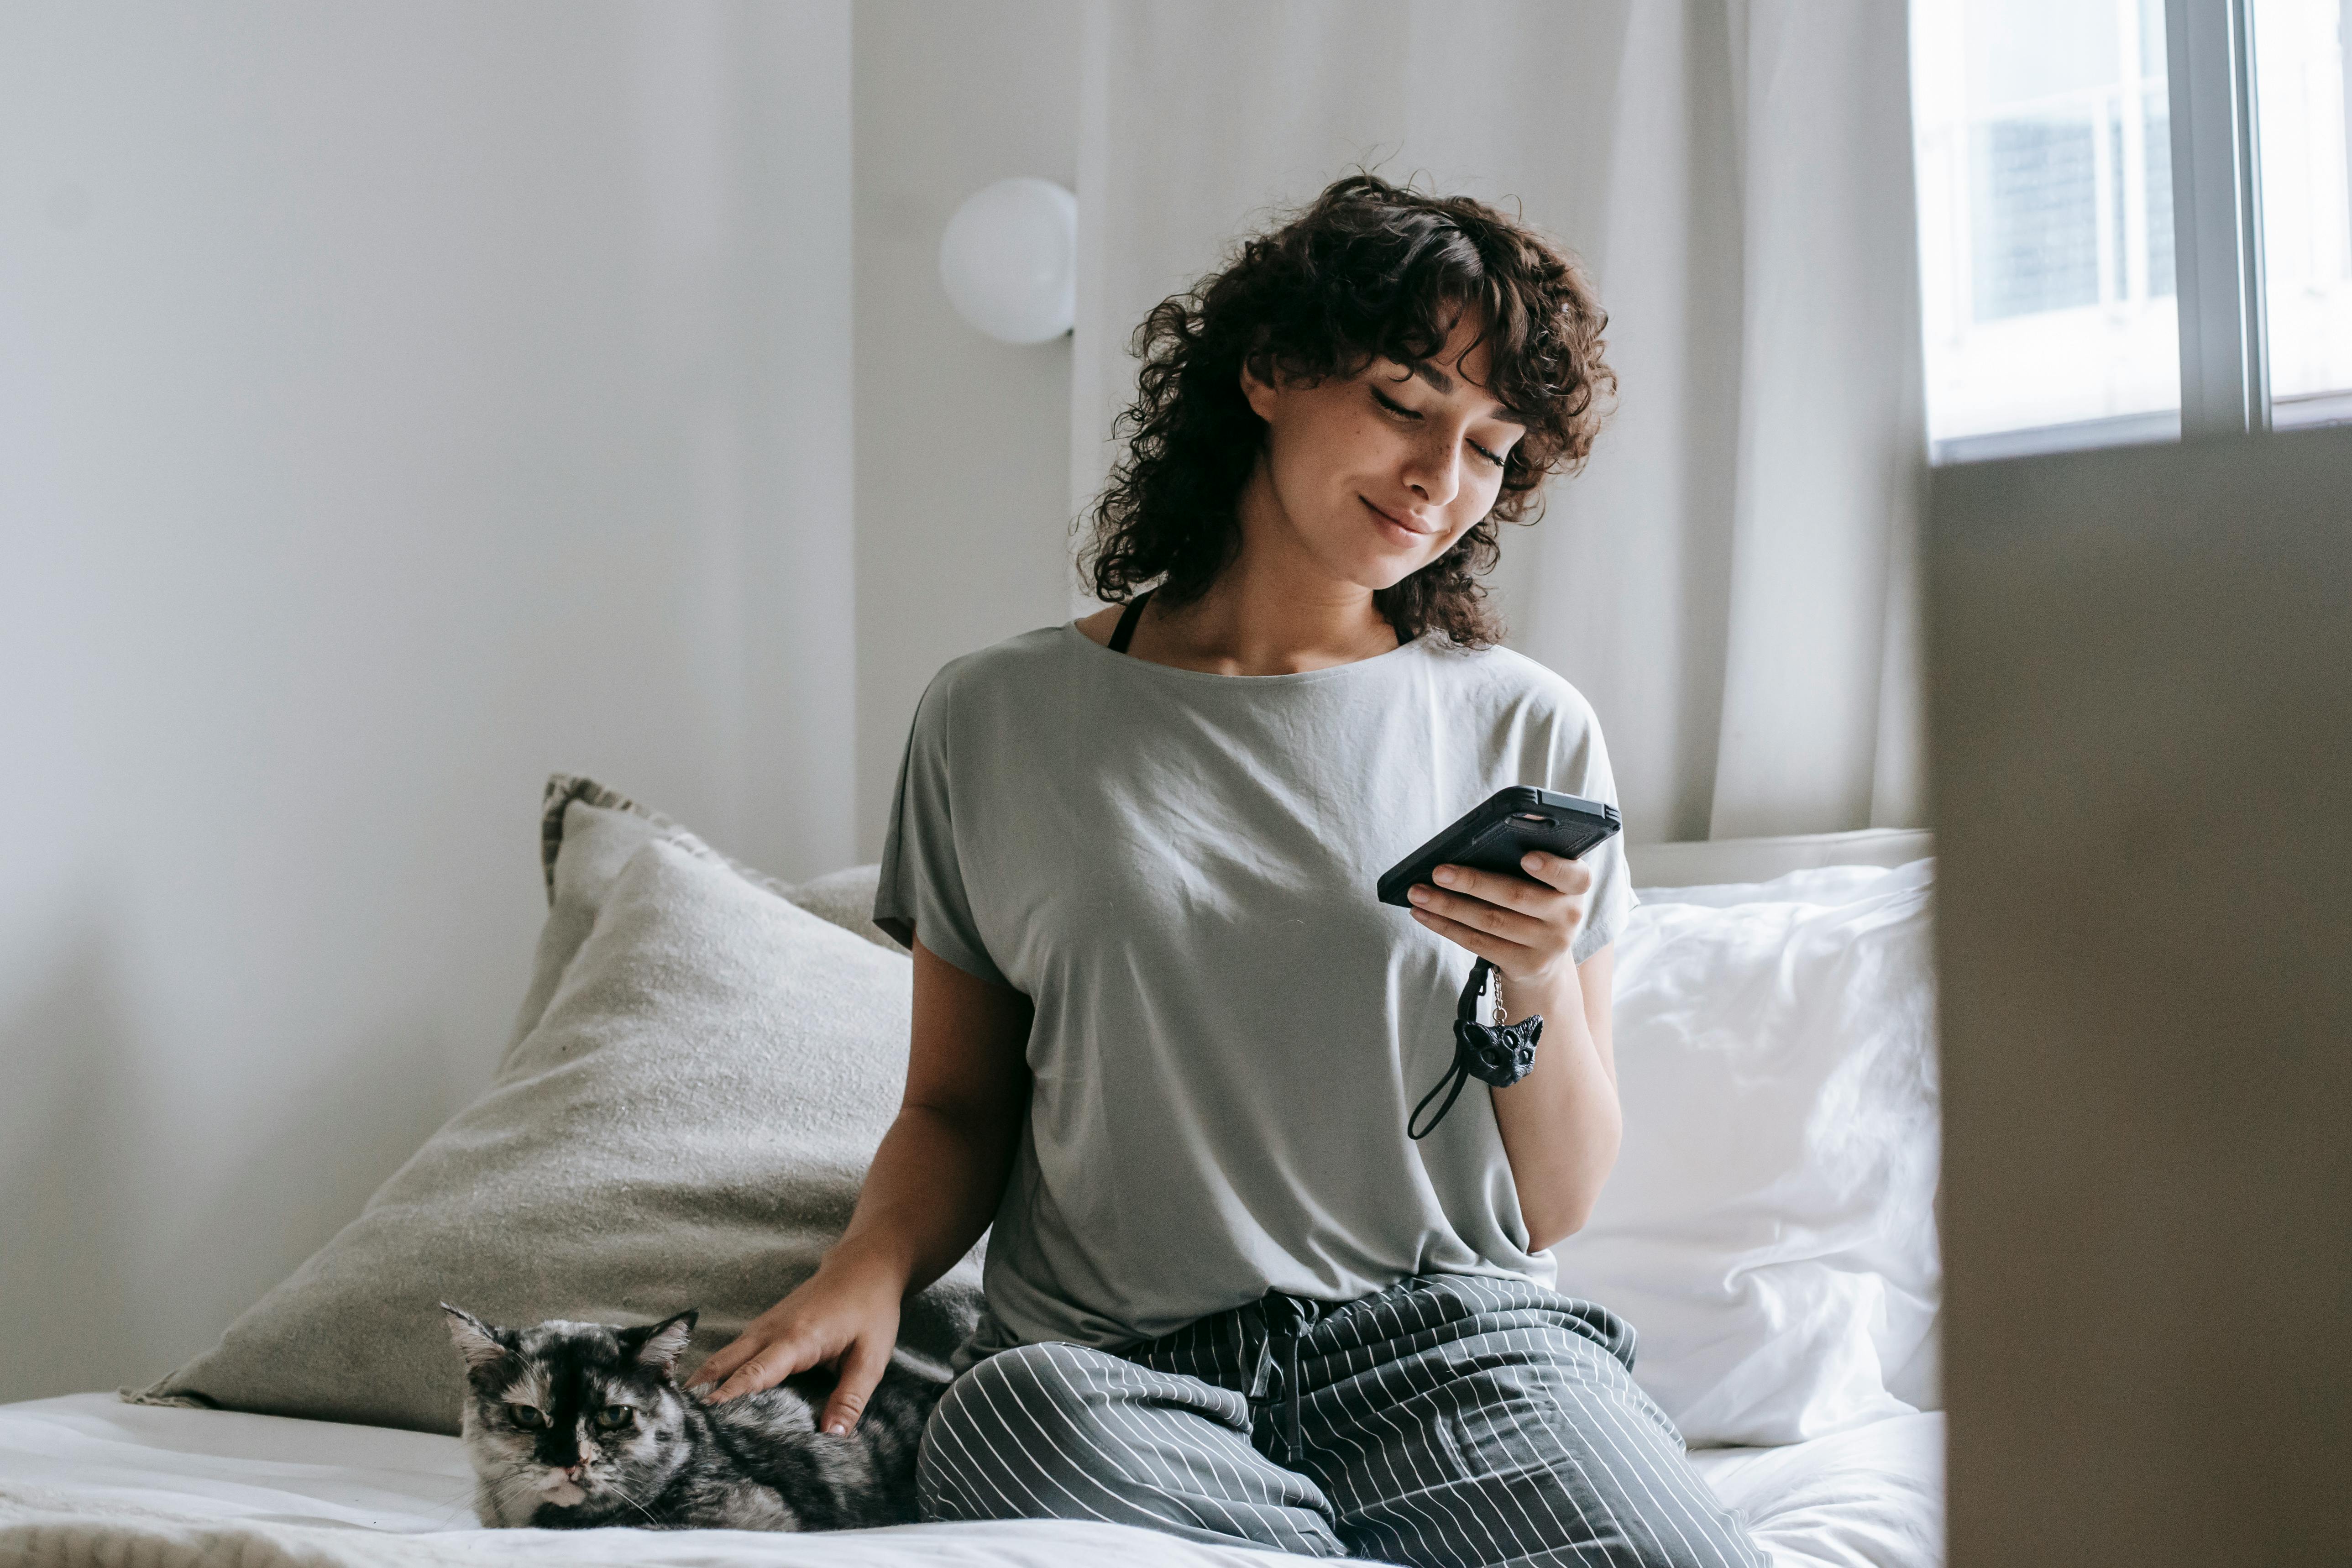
[1240,312,1525,592]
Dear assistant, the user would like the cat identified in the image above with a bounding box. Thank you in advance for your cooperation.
[440,1302,948,1531]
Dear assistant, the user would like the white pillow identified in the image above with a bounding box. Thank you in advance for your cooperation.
[1552,859,1941,1448]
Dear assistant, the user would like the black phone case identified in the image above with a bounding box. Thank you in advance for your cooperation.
[1376,787,1622,907]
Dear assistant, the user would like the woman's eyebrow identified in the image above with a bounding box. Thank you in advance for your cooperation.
[1405,359,1456,395]
[1403,358,1520,426]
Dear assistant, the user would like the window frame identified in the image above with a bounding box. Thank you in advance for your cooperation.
[2164,0,2272,437]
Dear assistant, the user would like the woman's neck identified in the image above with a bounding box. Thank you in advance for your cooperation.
[1082,467,1400,676]
[1144,582,1392,676]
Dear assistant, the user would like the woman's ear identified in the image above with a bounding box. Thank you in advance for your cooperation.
[1232,341,1289,420]
[1238,355,1281,422]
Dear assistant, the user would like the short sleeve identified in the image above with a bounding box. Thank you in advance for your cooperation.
[872,669,1012,989]
[1551,698,1638,965]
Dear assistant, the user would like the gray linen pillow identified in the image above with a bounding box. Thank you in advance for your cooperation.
[503,777,905,1062]
[129,778,971,1435]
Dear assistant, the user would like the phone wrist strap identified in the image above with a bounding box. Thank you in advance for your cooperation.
[1407,958,1543,1140]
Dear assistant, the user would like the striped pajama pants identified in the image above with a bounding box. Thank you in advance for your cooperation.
[916,1273,1767,1568]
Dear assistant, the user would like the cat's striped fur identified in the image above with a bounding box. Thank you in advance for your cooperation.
[441,1304,946,1531]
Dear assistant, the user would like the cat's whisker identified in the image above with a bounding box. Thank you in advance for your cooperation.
[485,1471,542,1518]
[604,1475,662,1528]
[424,1476,487,1525]
[437,1485,491,1523]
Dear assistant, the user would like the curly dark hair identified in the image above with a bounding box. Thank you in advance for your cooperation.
[1077,173,1614,648]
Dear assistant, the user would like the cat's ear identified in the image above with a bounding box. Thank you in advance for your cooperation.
[440,1303,513,1371]
[618,1310,698,1374]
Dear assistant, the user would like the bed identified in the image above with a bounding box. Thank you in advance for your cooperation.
[0,798,1943,1568]
[0,1393,1941,1568]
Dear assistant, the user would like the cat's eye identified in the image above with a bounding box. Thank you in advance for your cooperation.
[507,1404,547,1429]
[594,1405,634,1430]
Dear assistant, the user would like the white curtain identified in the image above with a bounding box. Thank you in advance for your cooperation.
[1071,0,1926,843]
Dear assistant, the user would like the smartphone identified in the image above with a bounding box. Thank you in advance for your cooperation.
[1376,786,1621,907]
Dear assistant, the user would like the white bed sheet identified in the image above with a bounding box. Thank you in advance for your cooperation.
[0,1393,1940,1568]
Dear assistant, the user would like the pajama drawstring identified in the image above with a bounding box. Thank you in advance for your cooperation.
[1248,1291,1320,1462]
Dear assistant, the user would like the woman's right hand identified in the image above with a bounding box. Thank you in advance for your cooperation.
[681,1249,906,1434]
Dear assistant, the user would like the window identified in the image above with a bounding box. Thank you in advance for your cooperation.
[1914,0,2352,460]
[2257,0,2352,424]
[1913,0,2181,456]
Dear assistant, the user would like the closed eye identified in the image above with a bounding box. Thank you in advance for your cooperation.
[1371,387,1509,469]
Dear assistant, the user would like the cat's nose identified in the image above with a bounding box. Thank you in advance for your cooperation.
[563,1463,586,1480]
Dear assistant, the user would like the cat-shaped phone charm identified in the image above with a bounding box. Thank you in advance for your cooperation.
[1408,956,1542,1139]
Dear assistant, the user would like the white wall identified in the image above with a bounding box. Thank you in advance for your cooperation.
[851,0,1086,858]
[0,0,855,1402]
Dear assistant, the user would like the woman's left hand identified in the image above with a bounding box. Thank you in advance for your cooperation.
[1405,852,1591,991]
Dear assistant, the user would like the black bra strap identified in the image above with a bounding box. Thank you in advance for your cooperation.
[1109,590,1151,654]
[1110,587,1408,656]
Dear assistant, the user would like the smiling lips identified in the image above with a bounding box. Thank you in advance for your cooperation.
[1362,495,1437,536]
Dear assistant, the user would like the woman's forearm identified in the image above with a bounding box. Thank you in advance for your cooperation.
[1488,952,1622,1252]
[824,1098,1018,1297]
[823,934,1032,1297]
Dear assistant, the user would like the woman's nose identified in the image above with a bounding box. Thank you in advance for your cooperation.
[1402,438,1461,509]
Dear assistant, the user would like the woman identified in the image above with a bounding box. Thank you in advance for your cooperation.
[687,175,1765,1568]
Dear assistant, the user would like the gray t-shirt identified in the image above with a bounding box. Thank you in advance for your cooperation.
[873,621,1635,1351]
